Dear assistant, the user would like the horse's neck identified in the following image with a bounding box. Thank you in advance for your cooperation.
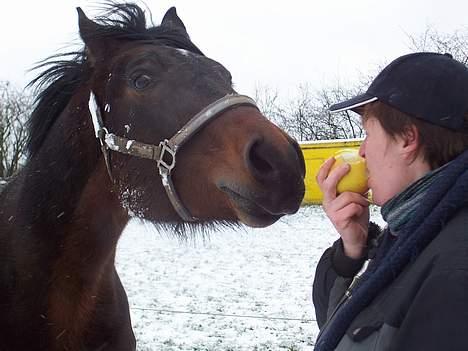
[0,105,130,346]
[46,163,129,346]
[6,153,128,276]
[55,161,128,266]
[8,161,129,348]
[11,95,128,279]
[19,152,129,276]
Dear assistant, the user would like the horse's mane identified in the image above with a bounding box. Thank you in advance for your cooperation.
[27,2,204,157]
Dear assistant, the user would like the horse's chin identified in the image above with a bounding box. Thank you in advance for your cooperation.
[219,186,283,228]
[234,209,282,228]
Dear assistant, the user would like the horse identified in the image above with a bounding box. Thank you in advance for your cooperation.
[0,3,305,350]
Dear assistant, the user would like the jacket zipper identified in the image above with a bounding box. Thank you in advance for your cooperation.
[315,259,372,345]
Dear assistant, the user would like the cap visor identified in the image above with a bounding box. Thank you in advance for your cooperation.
[329,94,378,113]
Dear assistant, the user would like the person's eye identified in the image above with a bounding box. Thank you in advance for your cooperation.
[133,74,152,90]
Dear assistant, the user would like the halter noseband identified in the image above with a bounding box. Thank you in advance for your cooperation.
[88,92,258,222]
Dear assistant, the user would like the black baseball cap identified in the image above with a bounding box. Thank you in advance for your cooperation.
[329,52,468,131]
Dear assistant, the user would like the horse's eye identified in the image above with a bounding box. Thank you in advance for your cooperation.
[133,74,152,90]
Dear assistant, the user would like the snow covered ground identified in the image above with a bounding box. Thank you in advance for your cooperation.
[116,206,384,351]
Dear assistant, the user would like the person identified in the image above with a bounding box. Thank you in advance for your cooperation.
[312,52,468,351]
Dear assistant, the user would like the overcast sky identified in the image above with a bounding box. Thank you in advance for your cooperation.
[1,0,467,98]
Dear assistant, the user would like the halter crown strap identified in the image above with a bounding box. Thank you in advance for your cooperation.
[88,92,259,222]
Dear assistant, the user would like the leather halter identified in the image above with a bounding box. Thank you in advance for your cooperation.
[88,92,259,222]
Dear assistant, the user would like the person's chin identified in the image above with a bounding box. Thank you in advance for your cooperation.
[368,179,381,206]
[371,192,388,207]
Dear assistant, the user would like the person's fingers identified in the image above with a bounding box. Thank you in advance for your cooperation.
[317,157,339,204]
[316,157,335,186]
[344,203,366,219]
[328,192,370,212]
[333,203,368,234]
[318,158,351,203]
[324,163,350,192]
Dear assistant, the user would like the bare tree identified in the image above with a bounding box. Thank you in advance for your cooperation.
[406,26,468,65]
[0,81,32,179]
[253,84,284,125]
[252,27,468,143]
[312,84,365,140]
[272,84,366,141]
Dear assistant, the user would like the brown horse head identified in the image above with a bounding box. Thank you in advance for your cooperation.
[73,5,305,230]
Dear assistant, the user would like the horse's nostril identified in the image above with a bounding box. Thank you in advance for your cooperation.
[247,140,275,178]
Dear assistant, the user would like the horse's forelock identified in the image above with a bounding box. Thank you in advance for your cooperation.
[83,3,202,55]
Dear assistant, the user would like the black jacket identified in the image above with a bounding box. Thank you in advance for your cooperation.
[313,207,468,350]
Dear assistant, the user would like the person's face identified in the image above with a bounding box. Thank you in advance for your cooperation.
[359,116,416,206]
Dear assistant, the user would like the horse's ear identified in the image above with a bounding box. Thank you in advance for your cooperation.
[77,7,106,66]
[161,7,188,36]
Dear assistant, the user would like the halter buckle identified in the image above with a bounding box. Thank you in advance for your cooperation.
[157,139,176,175]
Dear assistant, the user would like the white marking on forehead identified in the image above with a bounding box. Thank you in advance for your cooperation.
[176,48,191,57]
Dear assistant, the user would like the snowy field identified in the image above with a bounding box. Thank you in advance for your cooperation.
[116,206,384,351]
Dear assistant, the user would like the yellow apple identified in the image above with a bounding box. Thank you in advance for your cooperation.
[329,149,368,194]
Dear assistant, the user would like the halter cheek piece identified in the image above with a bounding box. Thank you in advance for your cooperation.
[88,92,258,222]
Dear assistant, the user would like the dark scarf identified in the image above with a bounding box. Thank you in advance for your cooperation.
[381,163,448,235]
[315,149,468,351]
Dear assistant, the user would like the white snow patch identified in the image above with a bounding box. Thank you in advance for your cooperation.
[116,206,384,350]
[120,187,146,218]
[126,140,134,150]
[125,124,131,133]
[105,134,120,151]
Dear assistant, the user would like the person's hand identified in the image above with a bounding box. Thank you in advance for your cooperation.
[316,157,370,259]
